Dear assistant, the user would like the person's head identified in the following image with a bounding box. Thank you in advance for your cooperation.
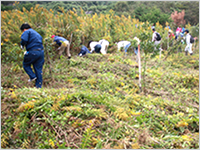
[152,28,156,32]
[168,29,173,34]
[185,29,189,34]
[20,23,31,32]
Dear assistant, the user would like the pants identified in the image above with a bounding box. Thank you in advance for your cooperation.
[124,43,131,53]
[94,44,102,53]
[175,32,180,40]
[57,41,71,58]
[23,50,44,88]
[134,47,138,55]
[185,44,193,54]
[154,40,162,51]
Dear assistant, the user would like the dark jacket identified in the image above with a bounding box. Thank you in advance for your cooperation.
[78,45,91,56]
[20,28,43,51]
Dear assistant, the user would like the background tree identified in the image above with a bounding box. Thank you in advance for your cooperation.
[114,1,129,16]
[1,1,199,25]
[133,5,172,26]
[171,10,186,27]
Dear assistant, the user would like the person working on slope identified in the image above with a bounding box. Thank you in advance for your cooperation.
[78,43,91,57]
[20,23,44,88]
[51,35,71,59]
[175,25,182,40]
[184,29,193,55]
[116,40,131,55]
[152,28,162,51]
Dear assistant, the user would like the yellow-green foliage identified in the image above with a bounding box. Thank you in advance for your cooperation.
[1,4,194,48]
[1,4,199,149]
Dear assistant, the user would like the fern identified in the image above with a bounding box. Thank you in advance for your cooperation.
[81,124,95,149]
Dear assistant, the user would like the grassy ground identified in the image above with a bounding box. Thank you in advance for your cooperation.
[1,47,199,149]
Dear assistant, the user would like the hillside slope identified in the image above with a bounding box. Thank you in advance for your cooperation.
[1,49,199,149]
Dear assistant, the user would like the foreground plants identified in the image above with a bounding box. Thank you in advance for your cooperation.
[1,50,199,149]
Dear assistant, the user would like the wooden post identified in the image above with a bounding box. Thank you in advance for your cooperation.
[167,32,169,50]
[70,33,73,45]
[138,44,142,92]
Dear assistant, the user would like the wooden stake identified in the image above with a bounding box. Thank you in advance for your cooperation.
[138,44,142,92]
[167,33,169,50]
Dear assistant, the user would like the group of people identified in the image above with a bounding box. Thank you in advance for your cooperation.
[20,22,194,88]
[51,34,141,58]
[153,24,194,55]
[174,25,194,55]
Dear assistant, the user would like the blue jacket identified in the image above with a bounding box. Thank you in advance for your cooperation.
[20,28,43,51]
[53,36,68,46]
[78,45,91,56]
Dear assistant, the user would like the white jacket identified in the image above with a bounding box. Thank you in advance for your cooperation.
[90,41,100,52]
[117,41,131,51]
[185,33,193,54]
[99,39,109,54]
[185,33,191,45]
[152,31,158,42]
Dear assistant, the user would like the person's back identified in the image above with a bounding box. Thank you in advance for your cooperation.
[53,36,68,46]
[21,28,43,51]
[117,41,130,51]
[152,29,162,42]
[54,36,67,42]
[176,26,182,32]
[99,39,109,45]
[175,26,182,40]
[152,28,162,51]
[89,41,99,49]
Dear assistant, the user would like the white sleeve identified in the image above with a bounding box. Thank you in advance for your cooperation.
[90,44,95,52]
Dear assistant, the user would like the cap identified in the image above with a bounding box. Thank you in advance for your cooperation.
[168,29,173,33]
[51,35,55,38]
[185,29,189,33]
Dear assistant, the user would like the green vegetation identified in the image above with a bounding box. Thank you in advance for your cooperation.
[1,2,199,149]
[1,48,199,148]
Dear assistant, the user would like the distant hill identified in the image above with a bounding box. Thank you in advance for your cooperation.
[1,1,199,25]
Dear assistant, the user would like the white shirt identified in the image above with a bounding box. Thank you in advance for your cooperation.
[117,41,131,51]
[185,33,191,45]
[99,39,109,54]
[152,31,157,42]
[90,41,100,52]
